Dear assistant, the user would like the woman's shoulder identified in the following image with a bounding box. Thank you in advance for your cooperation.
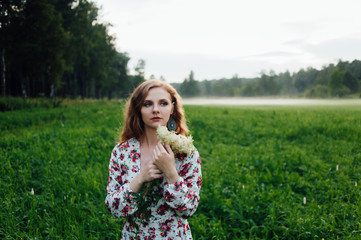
[114,137,139,151]
[189,148,200,161]
[175,147,200,163]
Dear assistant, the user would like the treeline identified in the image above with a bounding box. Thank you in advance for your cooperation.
[174,59,361,98]
[0,0,144,98]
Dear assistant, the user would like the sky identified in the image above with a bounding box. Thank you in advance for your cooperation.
[94,0,361,83]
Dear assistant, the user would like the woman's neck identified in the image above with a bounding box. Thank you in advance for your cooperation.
[141,127,159,148]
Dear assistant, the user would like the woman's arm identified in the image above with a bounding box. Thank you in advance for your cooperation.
[163,150,202,218]
[105,144,140,218]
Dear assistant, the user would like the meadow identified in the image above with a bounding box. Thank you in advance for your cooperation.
[1,99,360,239]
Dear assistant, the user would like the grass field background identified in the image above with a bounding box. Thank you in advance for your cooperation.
[1,99,360,239]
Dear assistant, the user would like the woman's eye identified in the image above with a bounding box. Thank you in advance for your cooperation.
[160,101,169,106]
[143,102,152,107]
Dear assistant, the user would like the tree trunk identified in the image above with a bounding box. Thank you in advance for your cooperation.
[21,78,27,98]
[50,83,54,98]
[1,48,5,96]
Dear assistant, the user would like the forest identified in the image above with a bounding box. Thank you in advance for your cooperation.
[174,60,361,98]
[1,0,145,99]
[1,1,361,99]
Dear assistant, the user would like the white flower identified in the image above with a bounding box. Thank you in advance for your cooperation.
[31,188,34,195]
[336,165,339,171]
[156,126,195,155]
[303,197,306,205]
[355,181,358,187]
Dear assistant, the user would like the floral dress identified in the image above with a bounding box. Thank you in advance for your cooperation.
[105,138,202,239]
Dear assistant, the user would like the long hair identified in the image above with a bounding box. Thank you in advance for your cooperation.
[120,80,189,142]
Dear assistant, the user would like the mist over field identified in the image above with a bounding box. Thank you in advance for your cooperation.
[181,98,361,106]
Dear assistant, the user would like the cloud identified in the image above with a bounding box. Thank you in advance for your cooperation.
[128,50,271,82]
[251,51,299,58]
[96,0,361,83]
[282,35,361,63]
[303,37,361,60]
[128,49,314,82]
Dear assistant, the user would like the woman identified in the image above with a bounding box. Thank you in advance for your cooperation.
[105,80,202,239]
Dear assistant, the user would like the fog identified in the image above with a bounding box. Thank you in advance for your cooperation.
[182,98,361,106]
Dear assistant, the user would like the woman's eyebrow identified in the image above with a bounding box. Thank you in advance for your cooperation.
[144,98,170,102]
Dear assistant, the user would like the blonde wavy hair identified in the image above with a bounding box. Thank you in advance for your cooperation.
[120,80,189,142]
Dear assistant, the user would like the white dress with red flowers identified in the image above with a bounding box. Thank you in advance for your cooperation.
[105,138,202,239]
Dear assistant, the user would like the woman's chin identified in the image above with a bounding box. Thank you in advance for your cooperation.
[145,122,165,130]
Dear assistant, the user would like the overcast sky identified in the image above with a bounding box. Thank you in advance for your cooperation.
[94,0,361,83]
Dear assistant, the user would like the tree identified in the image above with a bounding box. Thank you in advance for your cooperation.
[304,84,329,98]
[328,67,348,97]
[336,59,349,71]
[294,67,318,93]
[348,60,361,80]
[159,75,166,81]
[1,0,134,98]
[5,0,69,97]
[134,59,145,77]
[314,64,335,86]
[112,52,130,98]
[179,70,199,97]
[127,59,146,91]
[202,80,212,96]
[241,81,260,96]
[258,71,280,96]
[0,0,24,96]
[278,71,295,95]
[343,71,359,93]
[66,0,98,98]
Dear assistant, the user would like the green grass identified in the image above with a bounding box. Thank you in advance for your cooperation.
[0,97,63,111]
[1,100,361,239]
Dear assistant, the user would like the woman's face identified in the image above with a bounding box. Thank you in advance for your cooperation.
[140,87,174,131]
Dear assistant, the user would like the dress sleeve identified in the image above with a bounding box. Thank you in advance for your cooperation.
[163,149,202,218]
[105,144,140,218]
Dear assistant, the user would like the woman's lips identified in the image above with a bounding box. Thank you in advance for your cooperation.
[151,117,162,121]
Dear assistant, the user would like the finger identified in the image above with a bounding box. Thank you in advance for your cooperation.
[153,148,159,160]
[150,169,162,179]
[153,167,162,174]
[159,142,171,155]
[164,142,173,154]
[153,145,158,155]
[155,142,164,153]
[153,174,162,179]
[157,143,164,154]
[146,160,155,169]
[155,142,164,152]
[149,161,160,170]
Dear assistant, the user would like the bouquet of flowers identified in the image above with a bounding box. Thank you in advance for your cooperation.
[156,125,195,155]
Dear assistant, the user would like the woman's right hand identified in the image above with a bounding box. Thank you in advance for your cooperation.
[130,160,162,193]
[140,160,163,183]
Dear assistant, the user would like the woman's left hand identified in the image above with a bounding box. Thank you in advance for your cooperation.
[153,142,179,184]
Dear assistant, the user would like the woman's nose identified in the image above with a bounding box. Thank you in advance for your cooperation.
[153,104,160,113]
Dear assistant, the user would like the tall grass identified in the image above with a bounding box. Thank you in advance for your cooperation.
[1,100,360,239]
[0,97,63,111]
[1,100,124,239]
[188,105,361,239]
